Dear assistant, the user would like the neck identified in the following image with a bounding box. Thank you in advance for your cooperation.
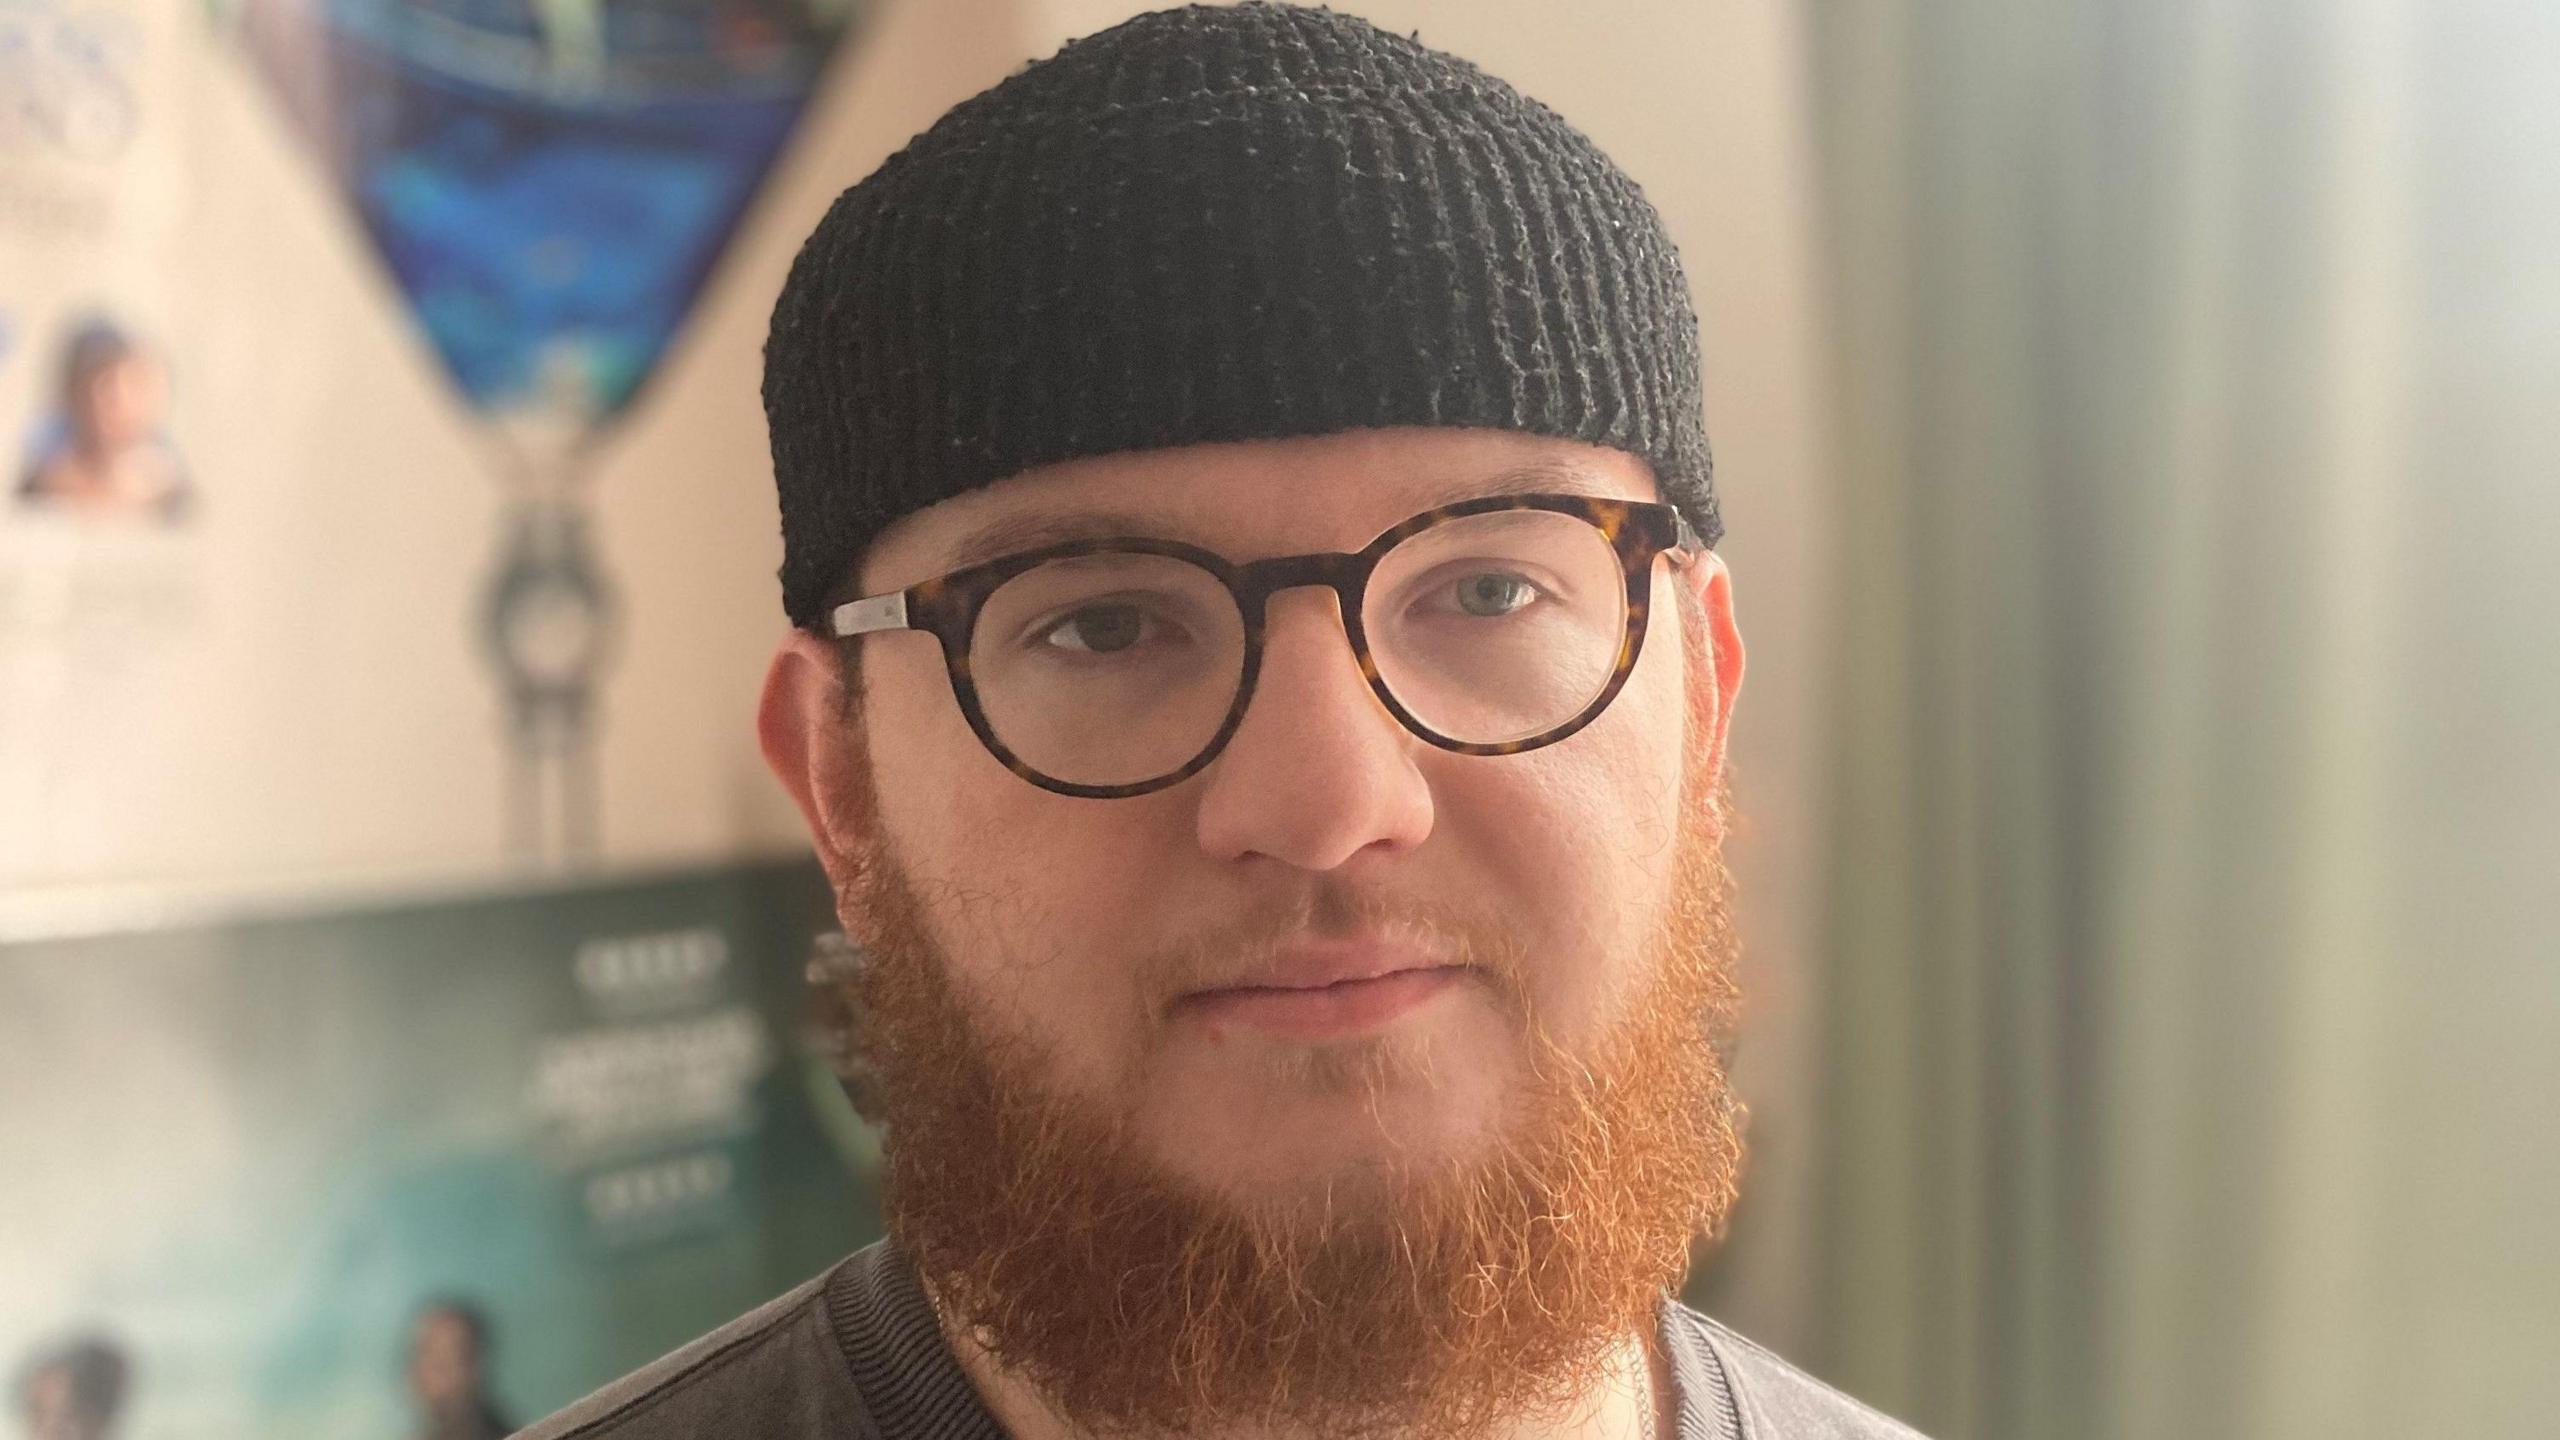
[944,1308,1670,1440]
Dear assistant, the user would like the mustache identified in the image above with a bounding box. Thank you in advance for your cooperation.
[1127,879,1535,1009]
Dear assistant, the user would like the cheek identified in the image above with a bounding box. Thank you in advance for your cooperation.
[861,642,1175,1083]
[860,640,980,867]
[1465,618,1689,1045]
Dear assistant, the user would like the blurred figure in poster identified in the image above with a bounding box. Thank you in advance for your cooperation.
[15,1336,128,1440]
[405,1300,514,1440]
[14,318,191,525]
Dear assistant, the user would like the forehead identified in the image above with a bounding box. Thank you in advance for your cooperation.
[860,428,1661,592]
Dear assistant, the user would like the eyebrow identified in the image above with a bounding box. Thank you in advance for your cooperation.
[929,459,1613,576]
[936,508,1172,575]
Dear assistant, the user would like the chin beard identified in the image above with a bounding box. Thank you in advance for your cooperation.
[819,674,1743,1439]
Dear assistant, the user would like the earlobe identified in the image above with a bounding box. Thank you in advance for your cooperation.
[756,631,874,880]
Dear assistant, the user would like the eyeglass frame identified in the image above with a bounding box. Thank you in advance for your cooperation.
[827,491,1712,799]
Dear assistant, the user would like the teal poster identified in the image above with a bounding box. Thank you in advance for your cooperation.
[0,858,879,1437]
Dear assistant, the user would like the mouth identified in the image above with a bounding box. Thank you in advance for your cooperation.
[1174,938,1470,1042]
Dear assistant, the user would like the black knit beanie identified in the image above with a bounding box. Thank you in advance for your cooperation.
[764,2,1717,630]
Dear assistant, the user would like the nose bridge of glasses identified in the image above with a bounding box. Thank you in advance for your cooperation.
[1233,550,1372,626]
[1224,549,1408,772]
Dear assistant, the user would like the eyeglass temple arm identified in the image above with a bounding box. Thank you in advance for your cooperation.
[830,590,911,638]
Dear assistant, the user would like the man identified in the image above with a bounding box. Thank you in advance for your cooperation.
[523,5,1922,1437]
[406,1300,515,1440]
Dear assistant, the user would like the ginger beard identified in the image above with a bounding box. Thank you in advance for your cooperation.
[822,618,1745,1439]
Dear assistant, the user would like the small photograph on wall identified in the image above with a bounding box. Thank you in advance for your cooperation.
[12,314,193,527]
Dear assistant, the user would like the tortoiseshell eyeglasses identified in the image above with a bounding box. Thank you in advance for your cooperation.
[829,492,1710,799]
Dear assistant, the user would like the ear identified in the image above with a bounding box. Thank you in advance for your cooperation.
[1675,549,1746,783]
[757,629,874,893]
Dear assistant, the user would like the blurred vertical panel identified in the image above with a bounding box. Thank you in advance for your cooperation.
[1805,1,2560,1437]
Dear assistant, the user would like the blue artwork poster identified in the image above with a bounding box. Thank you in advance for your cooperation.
[229,0,864,431]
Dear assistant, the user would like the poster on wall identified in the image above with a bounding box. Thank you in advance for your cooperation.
[0,857,880,1437]
[0,2,214,887]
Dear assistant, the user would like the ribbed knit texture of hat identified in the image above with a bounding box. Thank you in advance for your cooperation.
[764,2,1718,629]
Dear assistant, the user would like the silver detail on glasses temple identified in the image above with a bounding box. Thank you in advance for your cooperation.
[1674,510,1707,555]
[830,591,909,637]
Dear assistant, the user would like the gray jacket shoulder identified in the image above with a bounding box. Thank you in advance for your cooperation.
[1674,1307,1930,1440]
[509,1267,872,1440]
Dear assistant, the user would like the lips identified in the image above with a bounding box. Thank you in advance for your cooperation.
[1175,937,1467,1041]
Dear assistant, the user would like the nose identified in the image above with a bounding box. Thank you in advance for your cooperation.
[1193,586,1435,871]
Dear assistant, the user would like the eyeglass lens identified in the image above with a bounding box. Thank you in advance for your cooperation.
[965,509,1630,789]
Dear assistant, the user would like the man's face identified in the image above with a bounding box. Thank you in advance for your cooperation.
[762,426,1745,1433]
[20,1360,111,1440]
[73,354,162,452]
[406,1310,481,1411]
[21,1365,81,1440]
[799,428,1740,1205]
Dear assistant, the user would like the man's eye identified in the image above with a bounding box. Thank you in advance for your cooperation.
[1449,572,1540,618]
[1039,603,1159,654]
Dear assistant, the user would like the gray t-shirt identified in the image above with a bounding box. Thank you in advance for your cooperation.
[515,1241,1925,1439]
